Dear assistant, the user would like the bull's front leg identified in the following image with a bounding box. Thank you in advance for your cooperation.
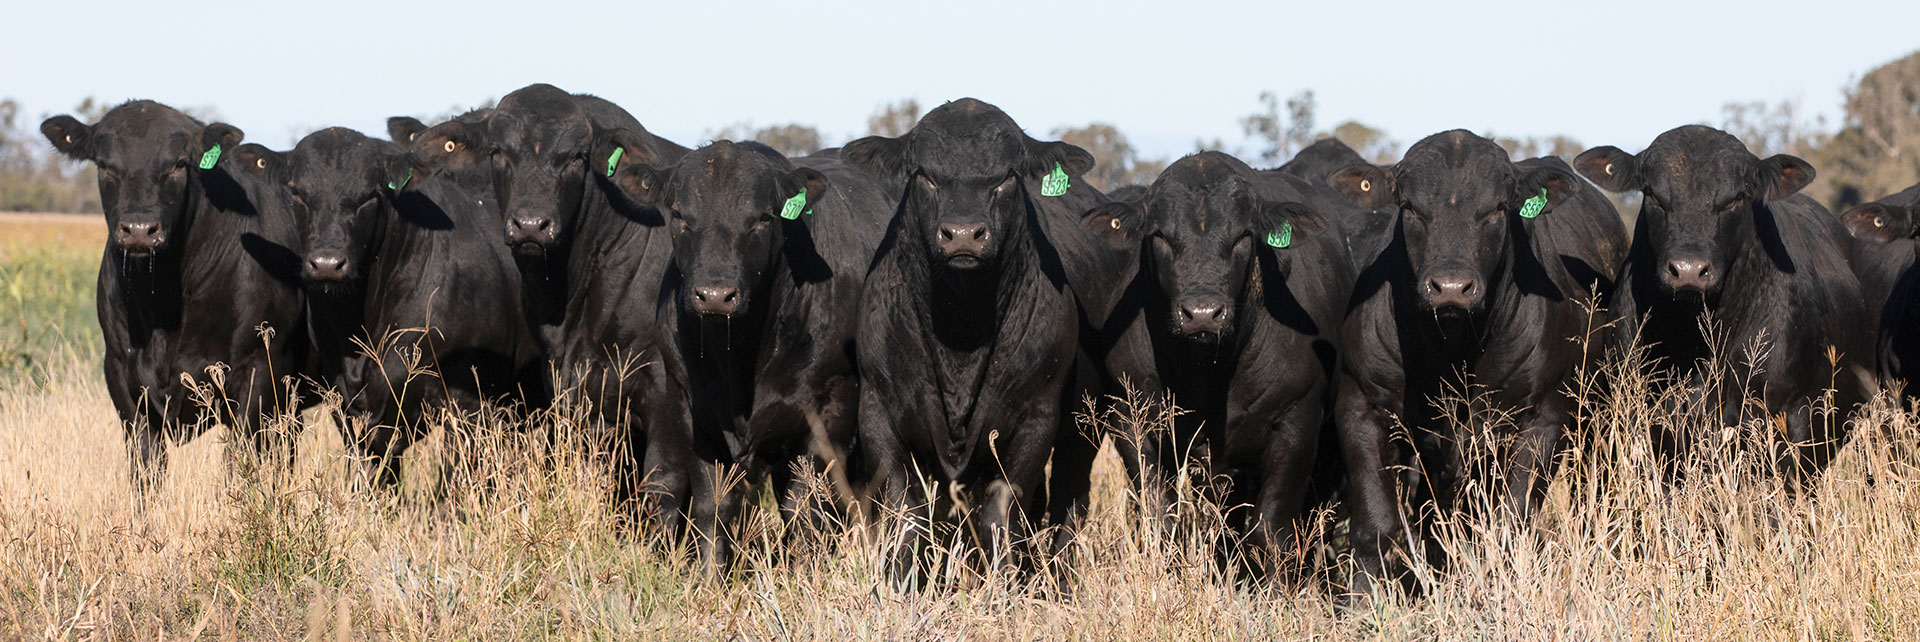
[1335,374,1409,600]
[1502,393,1571,524]
[1245,386,1325,583]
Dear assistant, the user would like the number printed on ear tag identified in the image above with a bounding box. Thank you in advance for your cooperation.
[780,189,807,220]
[1265,221,1294,249]
[1040,163,1069,197]
[198,144,222,170]
[1519,188,1549,219]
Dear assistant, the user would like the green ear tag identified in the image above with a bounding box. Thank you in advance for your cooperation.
[779,189,807,220]
[606,147,625,178]
[388,167,412,191]
[1519,188,1549,219]
[197,144,222,170]
[1040,162,1069,197]
[1265,221,1294,249]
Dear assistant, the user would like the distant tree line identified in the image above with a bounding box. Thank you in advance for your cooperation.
[0,98,105,213]
[7,52,1919,214]
[1728,51,1920,211]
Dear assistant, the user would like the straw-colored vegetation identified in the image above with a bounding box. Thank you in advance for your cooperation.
[3,212,1919,639]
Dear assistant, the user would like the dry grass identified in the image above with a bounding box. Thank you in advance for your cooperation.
[3,213,1920,639]
[0,214,103,252]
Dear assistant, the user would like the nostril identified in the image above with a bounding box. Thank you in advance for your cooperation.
[1462,281,1476,295]
[971,228,986,240]
[308,256,344,274]
[724,291,737,303]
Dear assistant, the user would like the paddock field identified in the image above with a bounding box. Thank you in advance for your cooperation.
[2,211,1918,640]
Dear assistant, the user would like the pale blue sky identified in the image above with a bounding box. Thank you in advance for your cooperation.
[5,0,1916,161]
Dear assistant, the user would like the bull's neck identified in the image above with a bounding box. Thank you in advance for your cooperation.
[362,203,421,318]
[567,182,656,295]
[305,287,368,364]
[1479,218,1540,331]
[1713,213,1783,314]
[923,221,1036,350]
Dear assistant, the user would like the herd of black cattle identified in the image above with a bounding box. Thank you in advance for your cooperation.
[36,83,1920,591]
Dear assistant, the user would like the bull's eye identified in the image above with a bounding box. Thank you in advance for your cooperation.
[255,158,266,170]
[1874,217,1886,228]
[1603,162,1614,176]
[993,174,1018,198]
[444,140,457,153]
[916,174,937,192]
[1109,217,1121,230]
[751,218,770,233]
[1359,179,1372,192]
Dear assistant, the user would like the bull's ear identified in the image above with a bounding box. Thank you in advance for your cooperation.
[610,164,669,206]
[776,167,829,218]
[1516,164,1581,216]
[593,128,657,180]
[1841,202,1914,244]
[229,144,284,181]
[1328,163,1396,210]
[383,153,432,193]
[1573,146,1640,192]
[387,116,428,144]
[40,115,93,160]
[198,123,245,168]
[842,135,910,178]
[1081,200,1147,245]
[1251,200,1323,249]
[1751,153,1815,201]
[1105,184,1149,205]
[411,120,484,165]
[1026,140,1096,179]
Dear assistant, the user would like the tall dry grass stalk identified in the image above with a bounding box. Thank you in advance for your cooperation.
[2,317,1919,639]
